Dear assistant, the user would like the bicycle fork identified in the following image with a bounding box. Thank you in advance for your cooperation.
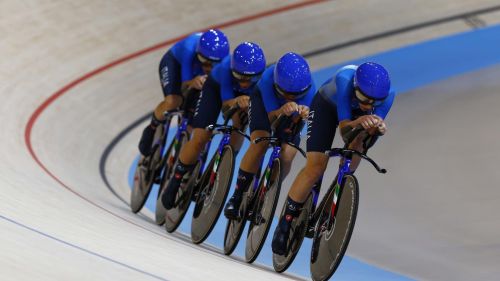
[326,159,352,229]
[251,146,281,225]
[208,132,231,187]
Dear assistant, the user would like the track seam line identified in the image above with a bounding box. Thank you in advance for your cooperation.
[0,214,169,281]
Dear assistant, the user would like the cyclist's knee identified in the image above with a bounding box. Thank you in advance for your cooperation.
[190,129,210,150]
[229,133,244,150]
[165,94,182,105]
[156,95,182,115]
[280,148,297,166]
[303,161,327,182]
[249,140,268,156]
[248,129,266,146]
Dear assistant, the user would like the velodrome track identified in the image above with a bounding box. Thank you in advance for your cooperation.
[2,1,500,280]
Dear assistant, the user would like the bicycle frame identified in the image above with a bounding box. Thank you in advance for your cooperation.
[310,178,322,212]
[165,113,189,167]
[252,113,306,206]
[305,158,351,233]
[208,128,232,186]
[205,105,248,187]
[329,155,352,219]
[324,147,386,221]
[258,146,281,199]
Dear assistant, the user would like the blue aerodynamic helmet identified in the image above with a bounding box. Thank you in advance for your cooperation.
[231,42,266,75]
[274,52,312,95]
[196,29,230,61]
[354,62,391,100]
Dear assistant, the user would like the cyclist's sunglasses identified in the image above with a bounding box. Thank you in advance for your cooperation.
[354,87,384,106]
[274,83,311,101]
[232,71,261,83]
[197,53,220,67]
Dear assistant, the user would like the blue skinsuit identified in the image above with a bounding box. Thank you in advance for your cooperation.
[319,65,395,120]
[192,56,255,129]
[306,64,395,152]
[169,33,205,82]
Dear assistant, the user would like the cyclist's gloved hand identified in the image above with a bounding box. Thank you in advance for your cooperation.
[188,75,207,90]
[377,121,387,135]
[235,95,250,109]
[297,105,309,119]
[356,115,381,130]
[281,102,299,116]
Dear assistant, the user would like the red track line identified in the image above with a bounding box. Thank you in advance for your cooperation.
[24,0,327,231]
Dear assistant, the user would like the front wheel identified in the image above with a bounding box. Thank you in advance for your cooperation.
[273,193,313,273]
[310,174,359,281]
[245,158,282,263]
[155,131,188,226]
[191,145,235,244]
[130,124,166,213]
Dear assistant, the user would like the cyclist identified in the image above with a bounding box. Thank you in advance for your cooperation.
[224,52,317,220]
[271,62,395,255]
[161,42,267,210]
[138,29,230,157]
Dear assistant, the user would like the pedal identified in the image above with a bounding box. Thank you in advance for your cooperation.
[197,190,207,202]
[246,210,254,220]
[153,176,162,185]
[191,190,199,202]
[253,213,266,225]
[191,184,202,201]
[305,225,315,238]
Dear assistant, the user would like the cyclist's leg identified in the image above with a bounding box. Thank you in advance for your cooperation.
[154,95,183,121]
[139,51,183,156]
[289,93,338,203]
[288,153,329,203]
[239,90,271,175]
[272,94,337,254]
[224,91,270,219]
[279,142,298,179]
[179,75,222,165]
[162,78,222,209]
[184,88,201,134]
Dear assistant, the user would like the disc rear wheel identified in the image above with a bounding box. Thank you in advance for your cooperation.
[273,194,313,272]
[191,146,235,244]
[223,176,257,255]
[130,124,166,213]
[164,159,200,233]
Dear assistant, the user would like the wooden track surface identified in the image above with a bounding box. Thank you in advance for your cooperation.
[1,1,499,280]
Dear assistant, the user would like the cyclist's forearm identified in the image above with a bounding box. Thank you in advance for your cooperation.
[269,108,282,118]
[267,109,280,124]
[339,120,357,142]
[225,98,238,108]
[181,81,191,92]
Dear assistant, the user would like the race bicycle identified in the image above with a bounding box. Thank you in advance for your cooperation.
[156,105,209,231]
[190,106,250,244]
[272,126,386,281]
[223,113,306,263]
[130,89,198,217]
